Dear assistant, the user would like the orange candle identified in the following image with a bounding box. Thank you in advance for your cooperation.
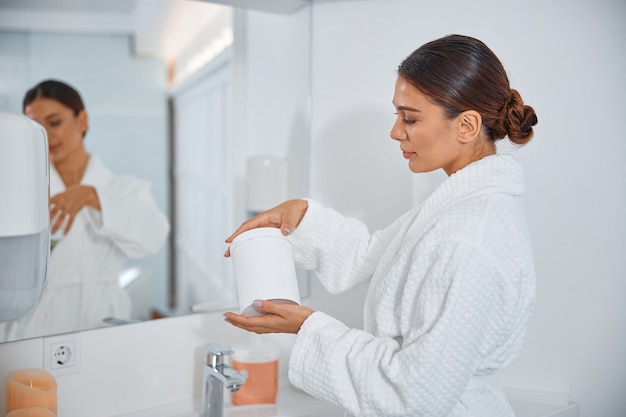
[6,369,57,414]
[7,407,56,417]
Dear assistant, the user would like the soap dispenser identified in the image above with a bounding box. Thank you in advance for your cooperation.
[0,112,49,322]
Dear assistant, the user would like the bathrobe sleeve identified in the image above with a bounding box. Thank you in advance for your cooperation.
[289,199,417,294]
[289,239,516,417]
[87,175,170,257]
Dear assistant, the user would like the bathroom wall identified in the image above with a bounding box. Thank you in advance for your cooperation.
[303,1,626,417]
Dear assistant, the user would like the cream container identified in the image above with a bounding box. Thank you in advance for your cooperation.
[230,227,300,316]
[230,336,279,405]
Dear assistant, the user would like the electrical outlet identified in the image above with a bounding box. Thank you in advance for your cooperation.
[44,333,81,376]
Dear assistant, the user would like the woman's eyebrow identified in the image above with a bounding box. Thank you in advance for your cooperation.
[392,101,421,112]
[44,112,62,120]
[396,105,420,112]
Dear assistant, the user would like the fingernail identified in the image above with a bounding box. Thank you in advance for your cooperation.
[252,299,263,307]
[282,227,291,235]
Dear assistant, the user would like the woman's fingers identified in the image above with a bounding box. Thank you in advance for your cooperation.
[225,208,283,243]
[223,300,314,334]
[50,205,62,233]
[50,200,72,234]
[225,214,271,243]
[62,213,76,234]
[280,199,309,236]
[49,196,76,234]
[223,312,278,334]
[48,185,99,235]
[224,199,309,257]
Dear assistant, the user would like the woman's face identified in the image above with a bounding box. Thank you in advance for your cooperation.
[390,76,465,176]
[24,97,87,165]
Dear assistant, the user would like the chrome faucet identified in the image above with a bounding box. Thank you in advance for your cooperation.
[201,342,246,417]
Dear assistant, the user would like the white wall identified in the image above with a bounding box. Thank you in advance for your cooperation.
[305,1,626,417]
[243,7,311,202]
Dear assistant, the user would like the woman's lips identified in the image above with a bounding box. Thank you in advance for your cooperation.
[401,150,415,159]
[49,144,60,153]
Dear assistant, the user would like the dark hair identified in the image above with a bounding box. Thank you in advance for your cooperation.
[398,34,537,145]
[23,79,87,137]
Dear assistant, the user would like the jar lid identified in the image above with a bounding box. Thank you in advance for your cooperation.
[231,338,280,363]
[230,227,290,253]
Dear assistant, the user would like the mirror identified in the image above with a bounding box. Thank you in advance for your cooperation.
[0,0,311,342]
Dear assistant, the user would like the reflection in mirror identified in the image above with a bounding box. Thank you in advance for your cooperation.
[0,0,311,343]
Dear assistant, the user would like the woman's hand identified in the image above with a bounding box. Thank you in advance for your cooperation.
[223,300,315,334]
[50,185,100,234]
[224,199,308,257]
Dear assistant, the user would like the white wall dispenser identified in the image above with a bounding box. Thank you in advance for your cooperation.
[0,112,49,321]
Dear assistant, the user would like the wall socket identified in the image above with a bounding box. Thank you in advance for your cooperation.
[43,333,82,376]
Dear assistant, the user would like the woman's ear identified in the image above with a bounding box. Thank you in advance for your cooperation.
[457,110,482,143]
[78,110,89,138]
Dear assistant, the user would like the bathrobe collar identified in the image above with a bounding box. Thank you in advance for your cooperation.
[50,154,113,192]
[413,153,525,223]
[435,153,525,201]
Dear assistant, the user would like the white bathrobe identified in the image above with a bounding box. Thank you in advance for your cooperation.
[5,154,169,341]
[287,154,536,417]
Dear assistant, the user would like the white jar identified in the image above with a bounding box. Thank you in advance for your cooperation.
[229,227,300,316]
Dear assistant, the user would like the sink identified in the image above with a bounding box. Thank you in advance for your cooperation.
[171,407,334,417]
[113,385,345,417]
[207,385,344,417]
[114,384,579,417]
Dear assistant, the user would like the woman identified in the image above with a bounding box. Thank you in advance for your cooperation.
[6,80,170,341]
[224,35,538,417]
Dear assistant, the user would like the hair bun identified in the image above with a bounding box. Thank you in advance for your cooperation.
[505,89,538,145]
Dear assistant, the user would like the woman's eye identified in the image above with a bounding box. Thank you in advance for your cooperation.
[394,112,415,125]
[49,120,61,127]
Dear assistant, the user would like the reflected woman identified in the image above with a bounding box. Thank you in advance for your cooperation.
[5,80,170,341]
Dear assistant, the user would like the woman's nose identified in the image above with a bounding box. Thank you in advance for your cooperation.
[389,120,405,141]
